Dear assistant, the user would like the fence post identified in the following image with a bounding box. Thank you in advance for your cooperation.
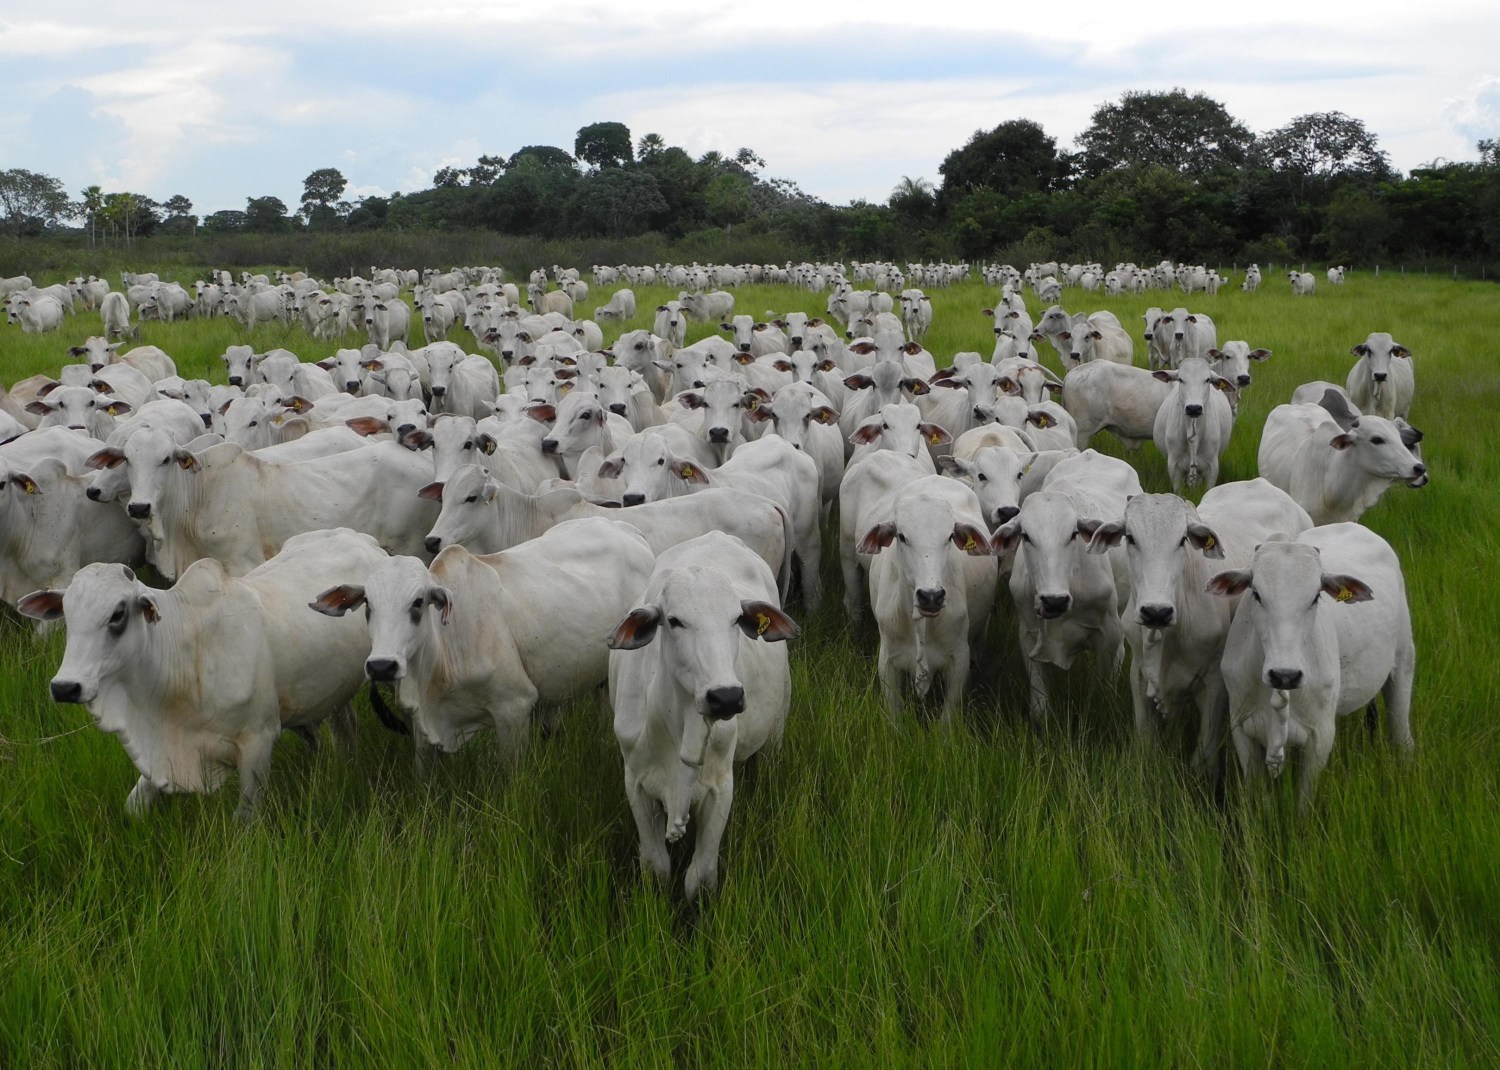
[1375,265,1380,278]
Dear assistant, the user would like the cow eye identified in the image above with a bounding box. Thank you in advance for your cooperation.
[1125,534,1136,546]
[656,458,664,466]
[1251,591,1262,604]
[667,616,684,629]
[463,441,472,450]
[977,472,988,483]
[463,494,477,504]
[896,532,907,544]
[1370,436,1385,445]
[1179,536,1188,547]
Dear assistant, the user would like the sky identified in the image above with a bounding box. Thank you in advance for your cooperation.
[2,1,1498,215]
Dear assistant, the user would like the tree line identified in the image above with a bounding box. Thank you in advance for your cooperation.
[3,90,1499,268]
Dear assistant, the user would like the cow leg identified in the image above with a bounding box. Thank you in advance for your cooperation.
[1384,661,1416,752]
[685,778,734,901]
[937,653,967,723]
[329,703,357,751]
[1024,654,1051,725]
[1192,681,1228,789]
[125,775,162,818]
[841,550,863,621]
[797,538,823,610]
[877,645,905,719]
[412,729,437,782]
[491,696,535,767]
[1232,723,1262,784]
[1129,662,1157,740]
[625,774,670,885]
[234,732,278,823]
[1298,727,1336,807]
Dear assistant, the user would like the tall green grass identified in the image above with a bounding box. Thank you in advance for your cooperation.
[1,271,1497,1067]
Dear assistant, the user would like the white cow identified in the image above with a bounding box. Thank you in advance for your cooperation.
[20,529,390,818]
[995,451,1142,722]
[1151,357,1237,493]
[1062,361,1172,450]
[608,532,798,900]
[1207,341,1272,392]
[1345,332,1414,420]
[13,295,64,333]
[746,382,842,515]
[311,518,655,769]
[1289,271,1316,296]
[364,298,411,349]
[101,291,132,340]
[427,348,500,419]
[594,289,637,322]
[858,475,996,718]
[652,302,689,349]
[1257,396,1426,525]
[1154,308,1217,367]
[1242,265,1262,292]
[680,290,735,323]
[1210,524,1414,800]
[1083,483,1312,779]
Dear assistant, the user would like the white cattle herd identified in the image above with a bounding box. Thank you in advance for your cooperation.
[0,258,1421,898]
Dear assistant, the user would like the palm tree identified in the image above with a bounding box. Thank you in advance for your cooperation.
[81,185,104,248]
[637,133,666,162]
[890,176,933,202]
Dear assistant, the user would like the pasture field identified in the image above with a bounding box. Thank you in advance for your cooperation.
[1,269,1498,1067]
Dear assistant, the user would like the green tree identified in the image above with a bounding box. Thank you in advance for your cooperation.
[469,155,506,185]
[507,145,576,171]
[572,169,667,236]
[161,193,196,236]
[574,122,634,169]
[80,184,105,247]
[202,209,246,233]
[888,176,936,224]
[1077,89,1253,179]
[637,133,667,162]
[704,172,754,228]
[300,168,348,228]
[245,195,293,232]
[937,119,1070,209]
[0,168,71,236]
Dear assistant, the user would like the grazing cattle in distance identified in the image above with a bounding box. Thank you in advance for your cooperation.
[1345,332,1414,420]
[608,532,798,900]
[19,529,392,819]
[1289,271,1316,296]
[1210,524,1414,801]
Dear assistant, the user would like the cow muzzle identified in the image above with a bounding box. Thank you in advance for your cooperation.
[915,588,946,617]
[424,536,442,555]
[540,438,558,454]
[704,685,745,721]
[1267,668,1304,690]
[50,679,85,704]
[622,493,645,507]
[127,502,152,520]
[1037,593,1071,619]
[707,427,730,444]
[1137,603,1174,628]
[365,658,401,682]
[608,403,627,416]
[1184,404,1203,418]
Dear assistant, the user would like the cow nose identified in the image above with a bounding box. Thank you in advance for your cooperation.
[500,350,513,360]
[994,505,1020,525]
[738,343,751,352]
[86,486,103,502]
[608,403,627,416]
[622,493,645,507]
[366,658,400,682]
[790,336,803,346]
[430,385,446,396]
[345,381,360,392]
[50,680,83,703]
[395,423,416,436]
[1373,372,1388,382]
[1174,332,1184,339]
[540,438,558,454]
[228,376,243,386]
[1268,668,1304,690]
[1237,375,1251,386]
[424,536,442,555]
[1138,604,1175,628]
[915,588,946,615]
[127,502,151,519]
[1038,593,1071,618]
[708,427,729,443]
[705,685,745,720]
[1184,404,1203,418]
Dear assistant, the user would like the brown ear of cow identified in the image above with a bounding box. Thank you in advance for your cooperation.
[346,416,389,436]
[738,600,799,642]
[607,606,662,650]
[308,584,367,617]
[16,589,65,621]
[418,481,445,501]
[857,522,897,555]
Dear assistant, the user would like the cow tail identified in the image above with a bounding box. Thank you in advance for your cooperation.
[774,503,796,602]
[368,683,411,736]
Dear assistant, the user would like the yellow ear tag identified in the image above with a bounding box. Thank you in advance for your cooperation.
[23,480,37,495]
[1204,535,1215,550]
[1335,587,1353,602]
[756,613,770,636]
[1037,414,1054,428]
[681,465,693,478]
[964,534,978,552]
[928,431,942,445]
[747,397,759,411]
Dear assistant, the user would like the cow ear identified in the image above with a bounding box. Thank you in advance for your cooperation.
[1151,370,1175,383]
[772,359,793,373]
[981,308,995,318]
[1206,348,1222,359]
[1180,522,1223,558]
[362,358,386,371]
[345,416,389,436]
[315,359,336,370]
[24,400,52,416]
[677,392,705,410]
[68,346,86,357]
[738,600,799,642]
[1083,518,1125,553]
[309,584,366,617]
[608,606,662,649]
[918,422,952,446]
[843,373,873,391]
[937,455,972,478]
[951,523,993,556]
[997,376,1019,395]
[746,404,773,423]
[811,405,839,426]
[399,429,433,451]
[284,395,314,413]
[137,593,160,624]
[849,421,883,446]
[1043,381,1063,395]
[732,353,755,366]
[526,403,556,423]
[172,447,201,472]
[86,448,125,470]
[815,358,837,373]
[1392,345,1410,358]
[1329,432,1355,450]
[1206,570,1252,597]
[476,433,497,455]
[597,455,624,479]
[931,375,963,390]
[104,400,132,416]
[16,589,65,621]
[37,380,62,397]
[900,378,929,397]
[857,522,897,555]
[1249,348,1272,361]
[718,322,732,332]
[808,317,824,327]
[993,519,1022,554]
[655,305,669,312]
[480,480,499,503]
[428,586,454,624]
[417,481,445,501]
[671,459,710,484]
[1321,574,1373,604]
[1350,344,1369,356]
[848,341,876,355]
